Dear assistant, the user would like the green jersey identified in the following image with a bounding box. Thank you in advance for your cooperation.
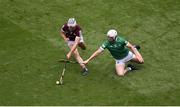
[100,36,129,60]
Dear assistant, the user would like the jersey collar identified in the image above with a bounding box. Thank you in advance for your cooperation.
[115,36,118,41]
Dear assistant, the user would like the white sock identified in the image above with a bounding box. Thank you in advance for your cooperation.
[127,67,132,71]
[83,67,88,71]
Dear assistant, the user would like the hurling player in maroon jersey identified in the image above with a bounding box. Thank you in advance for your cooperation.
[60,18,88,76]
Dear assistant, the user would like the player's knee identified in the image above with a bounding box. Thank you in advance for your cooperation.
[117,73,125,76]
[116,71,125,76]
[139,59,144,64]
[140,61,144,64]
[135,57,144,64]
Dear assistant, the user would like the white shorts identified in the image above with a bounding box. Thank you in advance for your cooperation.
[115,51,135,65]
[67,31,84,46]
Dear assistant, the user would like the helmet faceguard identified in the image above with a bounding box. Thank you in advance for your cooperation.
[107,29,117,40]
[67,18,77,27]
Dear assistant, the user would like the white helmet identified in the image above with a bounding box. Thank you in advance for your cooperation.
[107,29,117,39]
[67,18,76,27]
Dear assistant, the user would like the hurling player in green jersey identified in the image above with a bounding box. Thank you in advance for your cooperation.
[83,29,144,76]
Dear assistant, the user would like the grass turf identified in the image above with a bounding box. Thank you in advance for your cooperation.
[0,0,180,105]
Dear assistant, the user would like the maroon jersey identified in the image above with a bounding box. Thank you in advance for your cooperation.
[61,23,81,41]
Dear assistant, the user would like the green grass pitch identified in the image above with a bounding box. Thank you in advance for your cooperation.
[0,0,180,105]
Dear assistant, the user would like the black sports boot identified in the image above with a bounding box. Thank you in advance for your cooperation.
[82,68,89,76]
[127,64,138,71]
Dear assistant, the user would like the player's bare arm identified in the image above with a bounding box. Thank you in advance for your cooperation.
[126,42,144,63]
[83,48,103,65]
[60,31,69,42]
[66,37,80,59]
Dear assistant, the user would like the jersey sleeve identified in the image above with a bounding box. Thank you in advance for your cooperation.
[124,40,128,46]
[75,30,80,37]
[74,26,81,37]
[61,25,65,32]
[100,41,108,50]
[121,37,128,46]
